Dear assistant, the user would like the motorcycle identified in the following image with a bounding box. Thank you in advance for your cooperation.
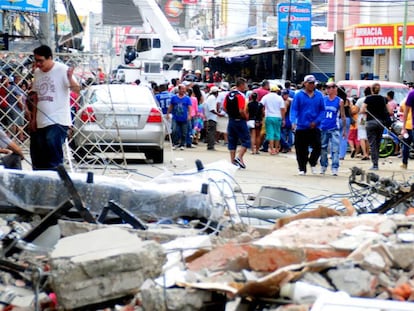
[379,120,414,158]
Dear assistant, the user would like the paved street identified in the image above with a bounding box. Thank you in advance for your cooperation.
[96,142,414,204]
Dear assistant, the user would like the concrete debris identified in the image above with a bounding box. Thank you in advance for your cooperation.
[2,164,414,310]
[49,227,165,309]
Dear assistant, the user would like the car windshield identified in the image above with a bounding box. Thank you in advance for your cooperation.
[90,86,153,105]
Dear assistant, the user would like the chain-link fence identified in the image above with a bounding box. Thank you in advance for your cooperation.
[0,51,148,173]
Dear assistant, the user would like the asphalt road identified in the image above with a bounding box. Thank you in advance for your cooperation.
[102,141,414,205]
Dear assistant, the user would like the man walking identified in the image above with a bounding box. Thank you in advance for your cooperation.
[204,86,223,150]
[290,75,325,175]
[223,77,250,168]
[31,45,80,170]
[167,84,192,150]
[319,82,346,176]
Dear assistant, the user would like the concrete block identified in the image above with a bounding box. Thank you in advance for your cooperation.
[388,243,414,270]
[140,286,214,311]
[49,227,165,309]
[327,267,377,297]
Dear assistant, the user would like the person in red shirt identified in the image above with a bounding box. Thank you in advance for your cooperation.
[223,77,250,168]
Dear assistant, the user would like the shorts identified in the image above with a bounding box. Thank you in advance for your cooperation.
[227,119,251,150]
[357,127,367,140]
[247,120,255,129]
[348,128,360,145]
[265,116,282,141]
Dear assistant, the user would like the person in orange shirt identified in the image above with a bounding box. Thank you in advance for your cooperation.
[400,98,412,169]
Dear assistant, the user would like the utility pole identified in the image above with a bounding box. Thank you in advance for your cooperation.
[282,0,292,81]
[39,0,56,50]
[400,0,408,82]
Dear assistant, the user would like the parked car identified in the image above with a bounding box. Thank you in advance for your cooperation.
[72,84,165,163]
[337,80,409,104]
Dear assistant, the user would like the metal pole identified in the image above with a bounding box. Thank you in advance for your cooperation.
[400,0,408,82]
[282,0,292,81]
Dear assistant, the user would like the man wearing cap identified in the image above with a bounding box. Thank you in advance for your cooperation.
[290,75,325,175]
[204,86,223,150]
[203,67,212,83]
[194,70,202,82]
[260,85,285,155]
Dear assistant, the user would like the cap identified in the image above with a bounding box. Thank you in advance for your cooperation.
[303,75,316,83]
[210,86,219,93]
[204,67,210,71]
[270,85,280,92]
[195,69,201,74]
[281,89,290,95]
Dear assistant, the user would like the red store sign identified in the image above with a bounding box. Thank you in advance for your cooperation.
[345,23,414,51]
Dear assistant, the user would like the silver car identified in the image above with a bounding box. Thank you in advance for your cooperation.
[72,84,165,163]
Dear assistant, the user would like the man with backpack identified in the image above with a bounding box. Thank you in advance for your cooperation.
[223,78,250,168]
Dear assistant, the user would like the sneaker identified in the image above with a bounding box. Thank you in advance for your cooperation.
[186,144,196,148]
[298,171,306,176]
[234,157,246,169]
[400,163,408,169]
[311,166,318,174]
[320,167,327,175]
[332,168,338,176]
[172,145,178,150]
[369,166,379,171]
[180,146,185,150]
[232,161,240,168]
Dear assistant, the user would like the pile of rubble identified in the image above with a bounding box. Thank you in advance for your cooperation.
[1,208,414,310]
[0,164,414,310]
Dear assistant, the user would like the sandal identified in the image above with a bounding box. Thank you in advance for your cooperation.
[361,156,370,160]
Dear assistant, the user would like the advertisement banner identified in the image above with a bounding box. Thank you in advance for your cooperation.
[277,2,312,50]
[345,23,414,51]
[0,0,48,13]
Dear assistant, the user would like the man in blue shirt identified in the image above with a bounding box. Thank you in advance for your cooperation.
[155,83,174,135]
[167,84,192,150]
[319,82,346,176]
[290,75,325,175]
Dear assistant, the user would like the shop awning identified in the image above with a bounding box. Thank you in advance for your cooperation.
[215,46,283,58]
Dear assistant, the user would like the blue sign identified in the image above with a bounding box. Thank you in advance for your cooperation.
[0,0,49,13]
[277,2,312,50]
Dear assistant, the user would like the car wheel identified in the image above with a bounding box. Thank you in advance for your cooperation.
[146,149,164,164]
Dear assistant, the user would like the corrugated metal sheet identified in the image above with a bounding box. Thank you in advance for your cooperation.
[102,0,143,26]
[310,46,335,75]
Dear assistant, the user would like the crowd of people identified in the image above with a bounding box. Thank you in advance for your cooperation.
[152,71,414,174]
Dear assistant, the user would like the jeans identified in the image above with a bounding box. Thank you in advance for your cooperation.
[31,124,68,170]
[281,127,294,149]
[172,119,188,147]
[402,129,413,165]
[339,117,351,158]
[320,128,340,169]
[366,119,384,167]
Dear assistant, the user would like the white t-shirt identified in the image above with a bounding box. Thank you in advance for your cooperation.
[204,94,219,122]
[33,62,72,128]
[261,92,285,118]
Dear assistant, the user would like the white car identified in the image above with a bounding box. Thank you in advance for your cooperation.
[72,84,165,163]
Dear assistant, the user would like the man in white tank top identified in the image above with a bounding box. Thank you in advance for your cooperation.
[31,45,80,170]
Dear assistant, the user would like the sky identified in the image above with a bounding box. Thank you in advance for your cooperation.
[55,0,102,15]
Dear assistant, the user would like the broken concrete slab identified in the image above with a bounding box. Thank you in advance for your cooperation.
[326,267,377,297]
[48,227,165,309]
[139,281,215,311]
